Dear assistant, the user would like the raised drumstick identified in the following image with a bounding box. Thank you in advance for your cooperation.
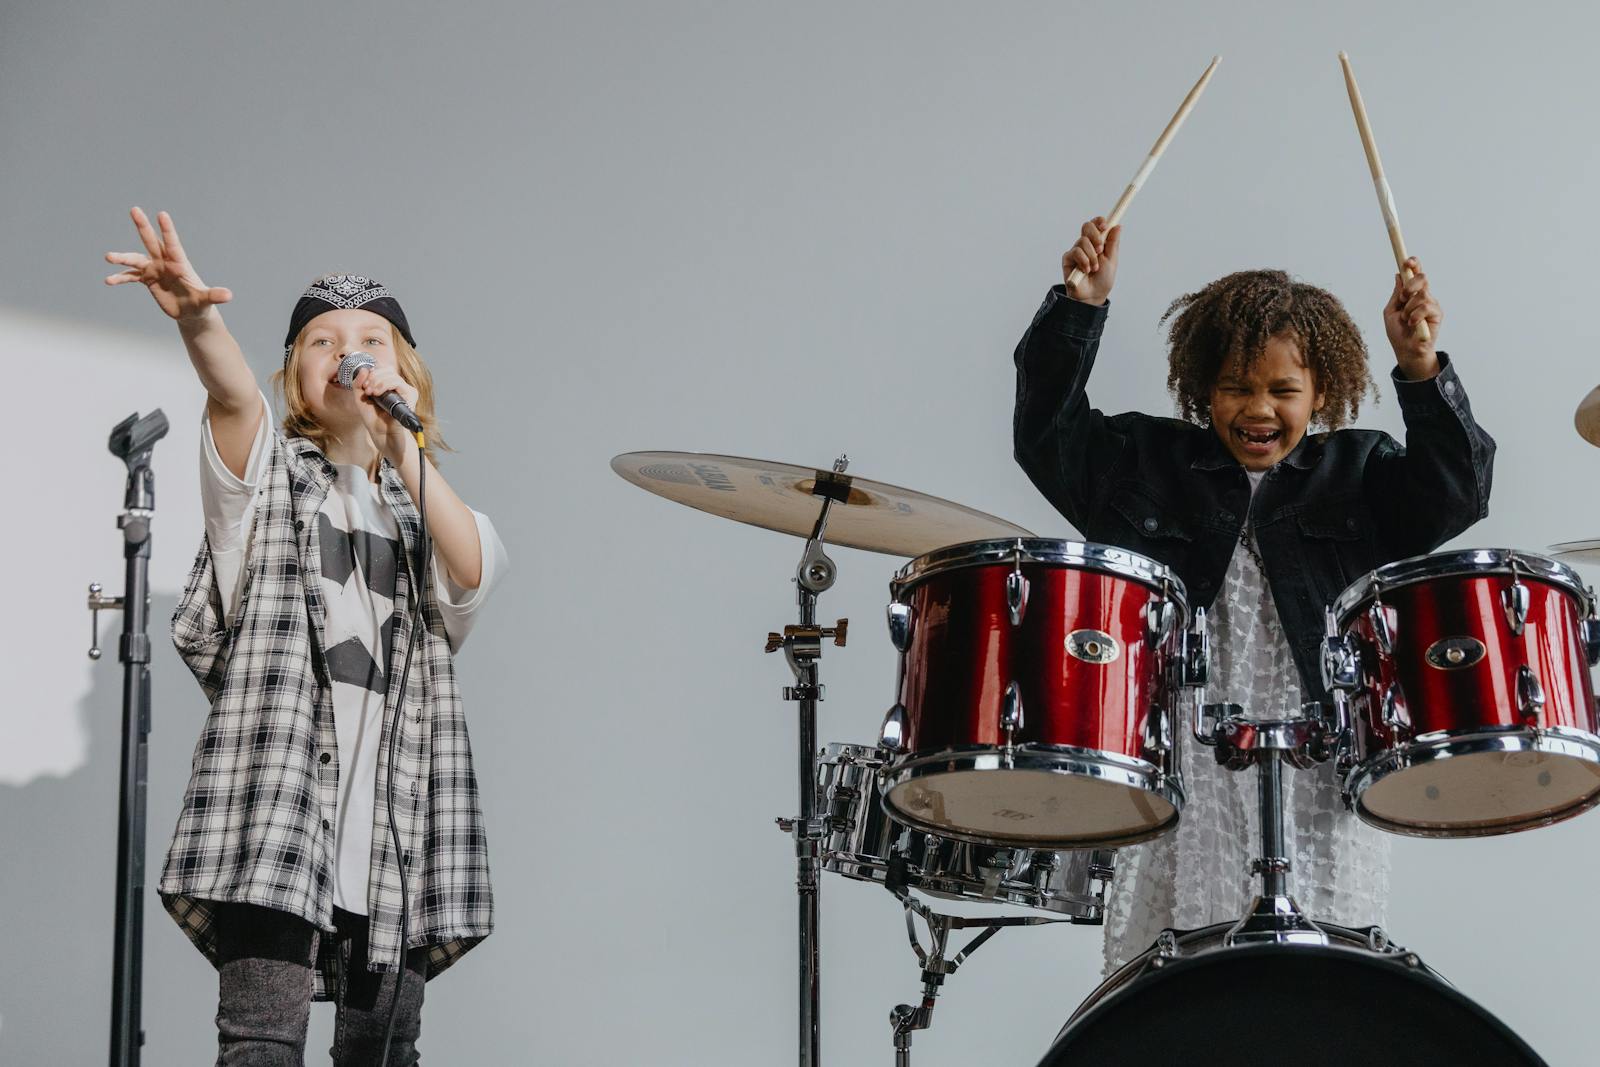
[1340,51,1430,342]
[1065,55,1220,294]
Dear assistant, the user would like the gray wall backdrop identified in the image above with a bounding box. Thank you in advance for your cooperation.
[5,1,1599,1063]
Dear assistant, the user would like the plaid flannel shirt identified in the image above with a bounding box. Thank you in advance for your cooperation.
[164,433,493,996]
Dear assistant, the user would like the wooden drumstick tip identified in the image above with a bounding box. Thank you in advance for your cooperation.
[1063,55,1219,296]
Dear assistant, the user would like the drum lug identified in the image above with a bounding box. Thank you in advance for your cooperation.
[1583,616,1600,667]
[1005,567,1030,627]
[886,601,915,653]
[880,703,909,753]
[1381,684,1411,739]
[1368,601,1394,655]
[1001,681,1025,763]
[1517,665,1546,725]
[1142,703,1173,756]
[1177,607,1209,687]
[1502,576,1530,637]
[1145,596,1175,648]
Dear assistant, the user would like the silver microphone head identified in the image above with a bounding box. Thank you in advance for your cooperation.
[336,351,377,390]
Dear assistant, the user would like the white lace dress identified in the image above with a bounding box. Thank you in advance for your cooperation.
[1100,470,1392,974]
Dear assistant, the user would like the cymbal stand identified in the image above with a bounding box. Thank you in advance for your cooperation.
[1192,698,1341,947]
[767,455,852,1067]
[888,892,1064,1065]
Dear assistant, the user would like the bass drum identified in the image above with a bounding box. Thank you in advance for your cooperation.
[1039,923,1546,1067]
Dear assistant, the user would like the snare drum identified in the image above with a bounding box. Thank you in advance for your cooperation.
[817,743,1113,919]
[878,539,1196,849]
[1327,549,1600,837]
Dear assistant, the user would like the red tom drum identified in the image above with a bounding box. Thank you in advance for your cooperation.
[878,539,1196,849]
[1327,548,1600,837]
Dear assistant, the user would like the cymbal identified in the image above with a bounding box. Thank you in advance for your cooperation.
[611,451,1034,557]
[1577,385,1600,447]
[1550,539,1600,566]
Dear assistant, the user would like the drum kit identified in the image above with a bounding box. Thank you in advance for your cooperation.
[613,404,1600,1065]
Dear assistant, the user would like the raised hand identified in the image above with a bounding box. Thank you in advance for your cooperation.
[1382,256,1442,379]
[1062,217,1121,306]
[104,208,233,322]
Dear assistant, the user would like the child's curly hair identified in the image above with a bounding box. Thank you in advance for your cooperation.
[1160,269,1375,430]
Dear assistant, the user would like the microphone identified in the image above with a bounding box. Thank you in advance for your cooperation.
[336,351,423,433]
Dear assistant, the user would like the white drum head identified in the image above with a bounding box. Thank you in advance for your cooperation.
[885,769,1177,847]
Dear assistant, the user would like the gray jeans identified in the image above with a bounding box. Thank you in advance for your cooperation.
[213,903,427,1066]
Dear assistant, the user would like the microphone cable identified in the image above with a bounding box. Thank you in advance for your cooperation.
[379,428,427,1067]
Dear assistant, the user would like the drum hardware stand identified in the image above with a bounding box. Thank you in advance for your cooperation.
[85,409,169,1067]
[1194,697,1338,948]
[766,454,852,1067]
[887,891,1066,1066]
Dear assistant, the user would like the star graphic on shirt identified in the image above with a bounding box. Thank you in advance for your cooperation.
[318,511,401,694]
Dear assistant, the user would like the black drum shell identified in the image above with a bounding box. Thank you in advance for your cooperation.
[1041,939,1545,1067]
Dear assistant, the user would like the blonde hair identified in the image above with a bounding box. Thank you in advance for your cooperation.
[271,324,450,462]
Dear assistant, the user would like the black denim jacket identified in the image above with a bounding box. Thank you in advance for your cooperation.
[1013,287,1496,705]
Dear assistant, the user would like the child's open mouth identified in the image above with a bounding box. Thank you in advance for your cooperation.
[1234,425,1282,454]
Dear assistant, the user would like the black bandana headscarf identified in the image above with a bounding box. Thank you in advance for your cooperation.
[282,274,415,366]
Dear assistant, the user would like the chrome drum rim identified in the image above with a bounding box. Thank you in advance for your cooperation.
[880,744,1185,849]
[1332,548,1593,627]
[890,537,1187,619]
[1345,725,1600,838]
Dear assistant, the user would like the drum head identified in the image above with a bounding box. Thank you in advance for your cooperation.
[1357,747,1600,835]
[885,767,1179,848]
[1040,943,1545,1067]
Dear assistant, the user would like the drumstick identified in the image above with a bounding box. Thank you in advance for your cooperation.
[1339,51,1430,343]
[1065,55,1220,294]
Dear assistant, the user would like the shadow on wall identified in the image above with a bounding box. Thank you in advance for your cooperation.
[0,593,222,1064]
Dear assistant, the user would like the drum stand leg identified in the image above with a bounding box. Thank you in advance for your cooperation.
[767,456,854,1067]
[887,893,1063,1064]
[1226,747,1328,946]
[1197,704,1331,947]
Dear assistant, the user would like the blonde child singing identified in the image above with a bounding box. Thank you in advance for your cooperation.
[106,207,507,1065]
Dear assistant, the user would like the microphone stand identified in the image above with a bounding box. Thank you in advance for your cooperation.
[88,409,169,1067]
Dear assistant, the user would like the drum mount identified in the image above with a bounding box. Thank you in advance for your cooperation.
[1193,698,1341,946]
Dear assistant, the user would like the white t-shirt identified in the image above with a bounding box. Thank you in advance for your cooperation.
[199,396,506,914]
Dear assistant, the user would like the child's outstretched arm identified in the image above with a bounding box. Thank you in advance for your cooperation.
[105,208,261,477]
